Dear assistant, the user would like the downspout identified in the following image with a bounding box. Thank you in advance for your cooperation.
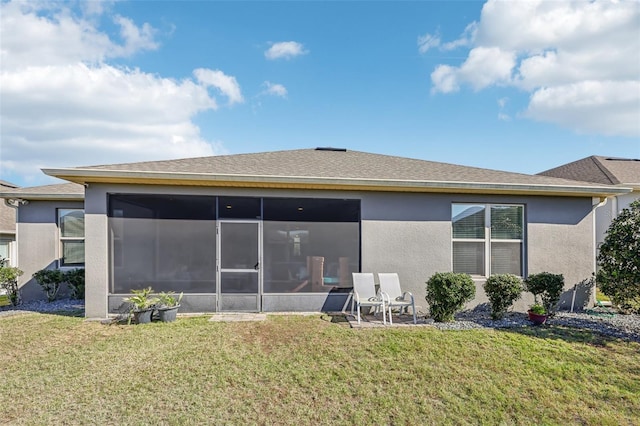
[3,198,28,267]
[582,196,609,311]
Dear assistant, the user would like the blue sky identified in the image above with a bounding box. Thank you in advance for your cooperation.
[1,0,639,187]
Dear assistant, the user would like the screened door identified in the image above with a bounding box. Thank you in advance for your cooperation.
[218,221,261,311]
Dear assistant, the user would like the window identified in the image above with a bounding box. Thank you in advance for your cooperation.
[0,239,12,265]
[58,209,85,267]
[452,204,524,276]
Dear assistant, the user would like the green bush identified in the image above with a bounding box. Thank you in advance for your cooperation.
[524,272,564,316]
[156,291,183,308]
[124,287,158,311]
[0,258,23,306]
[426,272,475,322]
[597,199,640,314]
[33,269,65,302]
[483,274,523,320]
[64,269,85,300]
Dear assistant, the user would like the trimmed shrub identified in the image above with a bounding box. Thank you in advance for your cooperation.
[426,272,475,322]
[597,199,640,314]
[483,274,523,320]
[524,272,564,316]
[33,269,65,302]
[0,258,23,306]
[65,268,85,300]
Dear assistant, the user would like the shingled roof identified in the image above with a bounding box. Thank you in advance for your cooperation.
[0,180,18,189]
[42,148,630,197]
[0,182,84,201]
[539,156,640,187]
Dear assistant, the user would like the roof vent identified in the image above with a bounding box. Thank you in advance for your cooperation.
[315,147,347,152]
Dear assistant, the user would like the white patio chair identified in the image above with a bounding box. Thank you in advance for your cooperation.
[378,273,416,324]
[350,273,387,325]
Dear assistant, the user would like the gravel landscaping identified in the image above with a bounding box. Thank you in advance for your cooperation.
[2,298,639,342]
[0,298,84,317]
[436,304,640,342]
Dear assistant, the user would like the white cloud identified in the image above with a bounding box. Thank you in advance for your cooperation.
[417,33,440,54]
[0,1,236,184]
[428,0,640,137]
[1,63,217,181]
[112,15,158,56]
[430,65,459,94]
[262,81,288,98]
[441,23,477,51]
[0,1,159,71]
[418,23,476,54]
[457,47,515,91]
[431,47,515,94]
[194,69,244,105]
[526,81,640,137]
[265,41,308,60]
[497,98,510,121]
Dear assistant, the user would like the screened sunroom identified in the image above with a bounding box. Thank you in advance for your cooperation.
[108,194,360,313]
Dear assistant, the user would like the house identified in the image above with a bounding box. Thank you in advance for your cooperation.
[539,156,640,250]
[0,182,85,301]
[0,180,19,266]
[0,148,631,318]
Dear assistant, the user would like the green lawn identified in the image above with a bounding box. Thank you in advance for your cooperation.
[1,313,638,425]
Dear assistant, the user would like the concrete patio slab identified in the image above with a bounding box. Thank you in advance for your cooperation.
[209,313,268,322]
[346,313,431,328]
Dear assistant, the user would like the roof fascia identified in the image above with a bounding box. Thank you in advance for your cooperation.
[0,192,84,201]
[42,167,633,198]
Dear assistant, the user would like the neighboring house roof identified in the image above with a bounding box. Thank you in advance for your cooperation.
[539,156,640,189]
[0,182,84,201]
[0,180,19,235]
[41,148,630,198]
[0,180,19,189]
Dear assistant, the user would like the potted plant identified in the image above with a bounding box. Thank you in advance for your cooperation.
[123,287,158,324]
[527,303,547,325]
[156,291,183,323]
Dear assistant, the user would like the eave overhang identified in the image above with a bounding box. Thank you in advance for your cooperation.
[41,168,633,198]
[0,192,84,201]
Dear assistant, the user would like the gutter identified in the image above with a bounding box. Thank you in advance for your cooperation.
[42,168,633,198]
[0,193,83,201]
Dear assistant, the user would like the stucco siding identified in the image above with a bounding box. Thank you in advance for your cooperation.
[527,197,595,310]
[85,187,109,318]
[362,193,595,311]
[361,220,450,313]
[16,200,84,301]
[82,184,597,317]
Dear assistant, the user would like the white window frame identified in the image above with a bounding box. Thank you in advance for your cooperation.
[0,238,14,266]
[58,209,85,268]
[452,203,525,277]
